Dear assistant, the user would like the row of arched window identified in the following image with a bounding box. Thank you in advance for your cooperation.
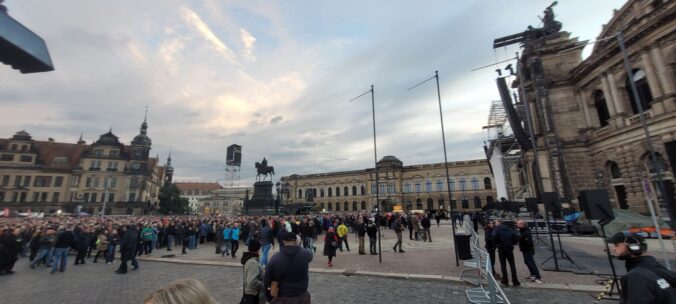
[319,201,367,212]
[593,69,654,128]
[297,177,492,199]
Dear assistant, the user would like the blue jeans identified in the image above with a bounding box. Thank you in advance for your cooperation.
[51,247,68,272]
[30,248,52,268]
[188,235,196,249]
[166,235,175,251]
[223,239,231,256]
[261,244,271,267]
[522,251,541,279]
[106,244,117,262]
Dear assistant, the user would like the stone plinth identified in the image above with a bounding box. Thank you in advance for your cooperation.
[242,181,277,215]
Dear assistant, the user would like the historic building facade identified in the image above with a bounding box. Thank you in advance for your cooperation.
[280,156,496,213]
[0,118,169,214]
[174,181,223,213]
[198,187,252,216]
[501,0,675,220]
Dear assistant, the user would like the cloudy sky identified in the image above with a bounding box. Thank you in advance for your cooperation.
[1,0,626,185]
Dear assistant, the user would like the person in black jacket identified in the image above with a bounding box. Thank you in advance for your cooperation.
[51,226,74,274]
[492,220,520,287]
[74,226,91,265]
[606,232,676,304]
[484,221,498,278]
[264,232,313,303]
[421,216,432,242]
[366,219,378,255]
[0,227,20,275]
[116,224,139,274]
[517,220,542,283]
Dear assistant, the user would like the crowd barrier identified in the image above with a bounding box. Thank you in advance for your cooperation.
[460,222,510,304]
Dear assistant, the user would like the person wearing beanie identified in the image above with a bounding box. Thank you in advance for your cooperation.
[606,231,675,304]
[241,239,264,304]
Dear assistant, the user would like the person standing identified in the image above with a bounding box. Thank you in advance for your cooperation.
[421,215,432,242]
[116,224,139,274]
[392,215,405,253]
[0,227,21,275]
[241,239,264,304]
[324,227,338,267]
[29,228,55,269]
[336,221,349,252]
[258,220,275,268]
[92,229,109,263]
[264,232,313,303]
[165,222,176,252]
[356,218,366,255]
[74,226,91,265]
[516,220,542,283]
[51,226,74,274]
[366,219,378,255]
[140,224,154,255]
[231,223,240,259]
[492,220,520,287]
[223,223,232,257]
[106,229,120,264]
[484,221,498,278]
[606,232,676,304]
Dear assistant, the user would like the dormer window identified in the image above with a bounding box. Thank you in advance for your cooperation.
[11,144,17,150]
[53,157,68,165]
[94,149,103,156]
[109,150,119,157]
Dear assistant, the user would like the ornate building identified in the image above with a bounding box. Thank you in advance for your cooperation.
[174,181,223,213]
[0,117,168,214]
[199,187,252,216]
[493,0,675,221]
[280,156,496,213]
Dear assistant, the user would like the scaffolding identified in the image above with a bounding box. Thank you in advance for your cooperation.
[484,100,528,200]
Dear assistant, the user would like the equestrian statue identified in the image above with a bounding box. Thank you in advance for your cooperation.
[255,157,275,181]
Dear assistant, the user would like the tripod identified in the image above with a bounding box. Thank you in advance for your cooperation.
[597,218,621,300]
[540,211,583,272]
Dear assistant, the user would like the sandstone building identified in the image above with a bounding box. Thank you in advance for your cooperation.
[490,0,675,221]
[280,156,496,213]
[0,118,169,215]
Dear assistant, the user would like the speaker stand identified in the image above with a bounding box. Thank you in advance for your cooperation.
[540,212,583,272]
[597,218,621,300]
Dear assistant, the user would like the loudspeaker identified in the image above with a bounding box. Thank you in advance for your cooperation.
[526,198,539,213]
[578,189,613,220]
[542,192,562,219]
[508,201,521,213]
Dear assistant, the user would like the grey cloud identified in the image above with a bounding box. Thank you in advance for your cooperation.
[269,115,283,124]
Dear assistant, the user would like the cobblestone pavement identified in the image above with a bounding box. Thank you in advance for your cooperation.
[158,223,652,287]
[0,259,602,304]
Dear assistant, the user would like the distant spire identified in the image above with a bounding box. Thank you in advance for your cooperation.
[144,106,148,123]
[109,127,112,133]
[77,132,85,144]
[140,106,149,134]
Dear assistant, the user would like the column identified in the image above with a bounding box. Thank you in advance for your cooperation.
[577,91,592,128]
[607,72,626,114]
[600,74,617,116]
[641,50,664,98]
[650,46,675,95]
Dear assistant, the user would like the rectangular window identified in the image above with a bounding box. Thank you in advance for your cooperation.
[85,177,92,188]
[41,192,48,202]
[32,192,40,202]
[107,161,118,171]
[19,192,27,202]
[108,193,115,203]
[19,155,32,162]
[388,184,395,193]
[83,193,90,202]
[109,177,117,188]
[90,193,97,203]
[129,193,136,202]
[0,154,13,161]
[371,184,376,194]
[1,176,9,186]
[437,181,443,191]
[71,176,80,187]
[54,176,64,187]
[415,183,421,193]
[90,160,101,170]
[52,192,60,203]
[53,157,68,165]
[379,183,386,194]
[14,176,21,186]
[94,149,103,156]
[11,192,18,202]
[23,176,31,187]
[425,182,432,192]
[109,150,119,157]
[93,177,100,188]
[33,176,51,187]
[404,184,411,193]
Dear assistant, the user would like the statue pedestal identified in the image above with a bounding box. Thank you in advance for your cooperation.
[242,181,277,215]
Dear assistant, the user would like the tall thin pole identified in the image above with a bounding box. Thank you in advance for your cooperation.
[617,31,672,269]
[434,71,460,267]
[371,85,383,263]
[350,85,381,263]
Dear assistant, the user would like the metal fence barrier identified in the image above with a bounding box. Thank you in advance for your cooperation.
[460,222,510,304]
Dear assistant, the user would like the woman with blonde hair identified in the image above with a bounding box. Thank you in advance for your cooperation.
[144,278,216,304]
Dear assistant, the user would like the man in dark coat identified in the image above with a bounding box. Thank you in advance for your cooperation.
[116,224,139,274]
[517,220,541,283]
[606,232,676,304]
[0,227,20,275]
[264,232,313,303]
[492,219,520,287]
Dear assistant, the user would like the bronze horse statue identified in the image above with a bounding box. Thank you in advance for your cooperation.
[255,159,275,181]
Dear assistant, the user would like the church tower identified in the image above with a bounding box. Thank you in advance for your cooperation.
[164,151,174,184]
